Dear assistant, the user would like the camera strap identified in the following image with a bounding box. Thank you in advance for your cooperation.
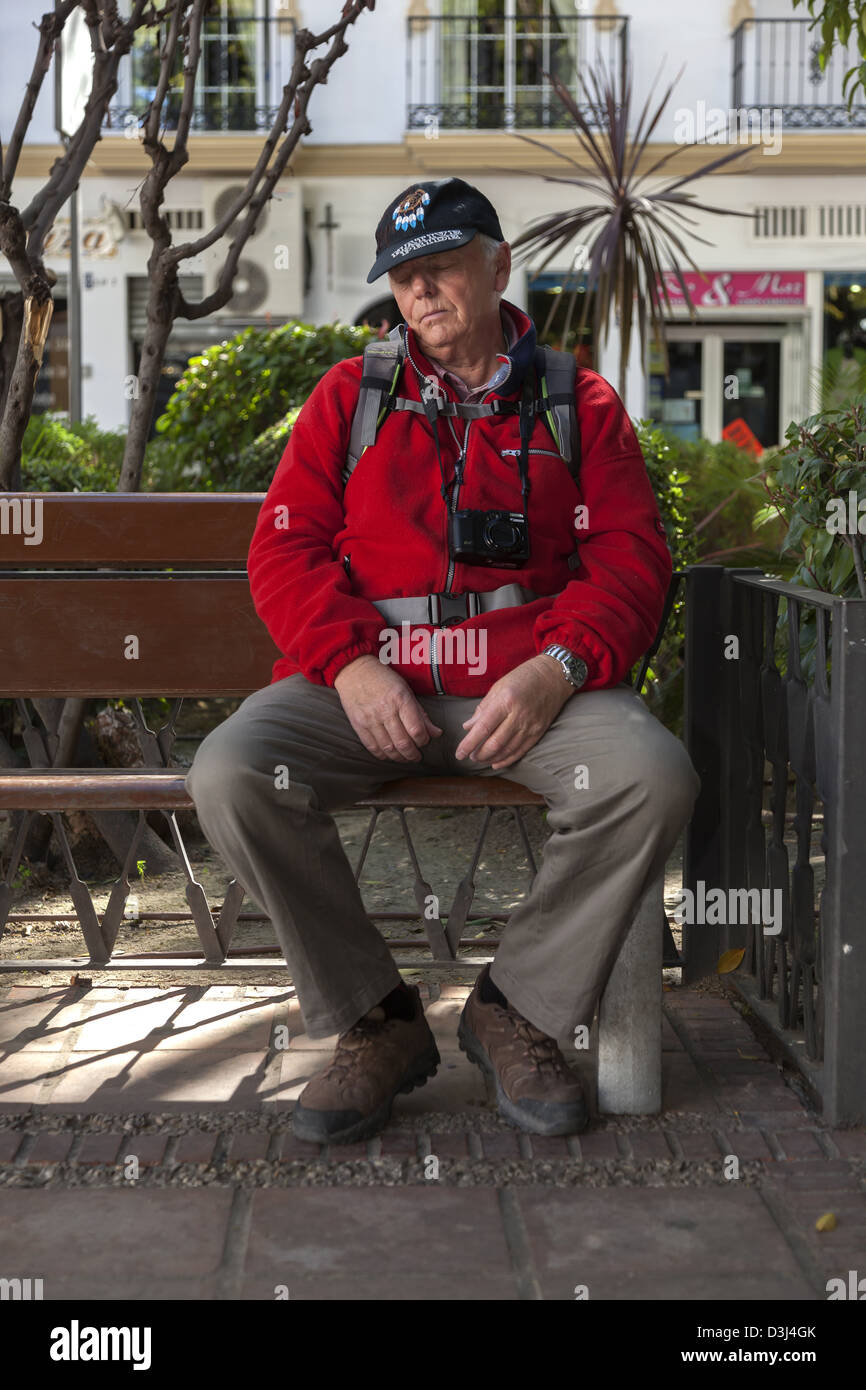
[515,369,536,512]
[418,379,455,507]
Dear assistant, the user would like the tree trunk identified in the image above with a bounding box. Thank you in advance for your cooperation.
[0,290,25,426]
[56,718,180,877]
[118,264,177,494]
[0,294,53,490]
[19,697,87,862]
[0,728,26,870]
[10,700,180,877]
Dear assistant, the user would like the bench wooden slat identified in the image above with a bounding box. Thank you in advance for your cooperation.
[0,770,192,810]
[357,775,545,807]
[0,575,279,696]
[0,771,543,811]
[0,493,265,567]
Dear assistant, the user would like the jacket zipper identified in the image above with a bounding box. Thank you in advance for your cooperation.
[429,421,471,696]
[405,335,460,696]
[443,422,470,596]
[501,447,561,458]
[405,333,507,697]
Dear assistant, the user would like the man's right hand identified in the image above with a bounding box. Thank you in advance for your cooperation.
[334,654,443,762]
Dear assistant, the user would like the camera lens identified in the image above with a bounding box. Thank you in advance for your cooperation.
[483,515,519,552]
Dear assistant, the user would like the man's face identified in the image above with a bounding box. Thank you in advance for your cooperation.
[387,237,511,356]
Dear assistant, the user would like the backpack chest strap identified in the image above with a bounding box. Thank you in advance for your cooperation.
[389,396,521,420]
[369,582,539,628]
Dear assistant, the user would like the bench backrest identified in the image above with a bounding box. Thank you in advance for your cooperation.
[0,491,678,701]
[0,493,279,697]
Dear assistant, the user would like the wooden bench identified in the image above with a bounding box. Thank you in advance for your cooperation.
[0,492,679,1113]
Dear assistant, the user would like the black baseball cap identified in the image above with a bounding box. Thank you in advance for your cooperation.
[366,177,504,284]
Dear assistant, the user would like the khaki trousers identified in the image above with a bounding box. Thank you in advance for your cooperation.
[186,674,700,1040]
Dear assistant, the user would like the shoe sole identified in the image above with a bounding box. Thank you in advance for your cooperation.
[457,1015,588,1137]
[292,1041,441,1146]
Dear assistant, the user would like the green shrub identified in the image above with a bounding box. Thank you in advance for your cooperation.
[154,319,378,487]
[232,408,302,491]
[21,413,123,491]
[753,400,866,676]
[632,422,698,731]
[673,437,785,569]
[141,435,207,492]
[631,424,787,731]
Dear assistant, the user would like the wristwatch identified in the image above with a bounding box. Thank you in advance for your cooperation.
[541,644,589,690]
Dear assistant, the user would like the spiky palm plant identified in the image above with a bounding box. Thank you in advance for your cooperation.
[507,56,756,397]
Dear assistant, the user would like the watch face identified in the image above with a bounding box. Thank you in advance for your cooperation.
[566,655,588,687]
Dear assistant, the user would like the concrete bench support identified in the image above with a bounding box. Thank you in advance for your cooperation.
[596,868,665,1115]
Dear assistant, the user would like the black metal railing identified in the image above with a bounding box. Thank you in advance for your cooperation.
[103,16,296,135]
[682,567,866,1125]
[407,12,628,132]
[732,18,866,128]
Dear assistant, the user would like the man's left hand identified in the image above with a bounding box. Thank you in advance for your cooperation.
[455,655,577,770]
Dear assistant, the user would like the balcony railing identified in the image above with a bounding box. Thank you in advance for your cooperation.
[407,12,628,132]
[103,16,295,135]
[732,18,866,128]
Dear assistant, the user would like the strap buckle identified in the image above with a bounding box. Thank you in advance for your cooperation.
[426,592,480,626]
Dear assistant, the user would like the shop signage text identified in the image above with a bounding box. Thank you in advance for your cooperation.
[659,271,805,308]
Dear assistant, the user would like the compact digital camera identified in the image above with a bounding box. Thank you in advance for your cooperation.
[448,509,530,567]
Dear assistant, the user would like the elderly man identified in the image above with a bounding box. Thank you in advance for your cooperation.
[186,177,700,1143]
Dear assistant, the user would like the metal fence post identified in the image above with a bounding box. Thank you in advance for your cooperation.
[683,567,765,978]
[682,565,724,981]
[722,569,767,955]
[821,597,866,1125]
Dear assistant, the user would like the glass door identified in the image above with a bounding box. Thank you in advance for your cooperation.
[722,339,781,451]
[647,325,799,448]
[647,338,703,442]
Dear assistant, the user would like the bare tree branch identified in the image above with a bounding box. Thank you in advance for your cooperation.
[0,2,79,200]
[119,0,375,491]
[0,0,176,488]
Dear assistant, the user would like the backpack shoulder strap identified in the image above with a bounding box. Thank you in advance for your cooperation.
[342,325,405,486]
[536,344,581,484]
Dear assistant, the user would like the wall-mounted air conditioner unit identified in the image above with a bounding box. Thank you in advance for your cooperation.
[202,180,303,319]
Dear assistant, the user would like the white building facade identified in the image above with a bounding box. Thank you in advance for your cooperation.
[2,0,865,448]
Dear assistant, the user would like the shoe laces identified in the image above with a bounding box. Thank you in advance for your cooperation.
[495,1005,569,1076]
[321,1009,395,1086]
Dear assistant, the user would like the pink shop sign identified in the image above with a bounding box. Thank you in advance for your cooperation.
[659,271,806,308]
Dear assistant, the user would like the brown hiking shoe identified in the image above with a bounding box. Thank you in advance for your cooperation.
[292,984,440,1145]
[458,965,587,1135]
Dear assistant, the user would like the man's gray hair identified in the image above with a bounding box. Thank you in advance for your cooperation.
[476,232,507,268]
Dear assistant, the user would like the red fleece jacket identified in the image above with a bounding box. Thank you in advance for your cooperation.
[247,300,671,697]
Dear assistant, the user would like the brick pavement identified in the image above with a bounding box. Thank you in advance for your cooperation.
[0,979,863,1300]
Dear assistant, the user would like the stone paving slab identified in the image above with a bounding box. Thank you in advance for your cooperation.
[0,1189,235,1299]
[0,987,93,1052]
[240,1188,520,1300]
[517,1188,819,1300]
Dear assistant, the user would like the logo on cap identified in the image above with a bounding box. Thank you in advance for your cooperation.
[393,189,431,233]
